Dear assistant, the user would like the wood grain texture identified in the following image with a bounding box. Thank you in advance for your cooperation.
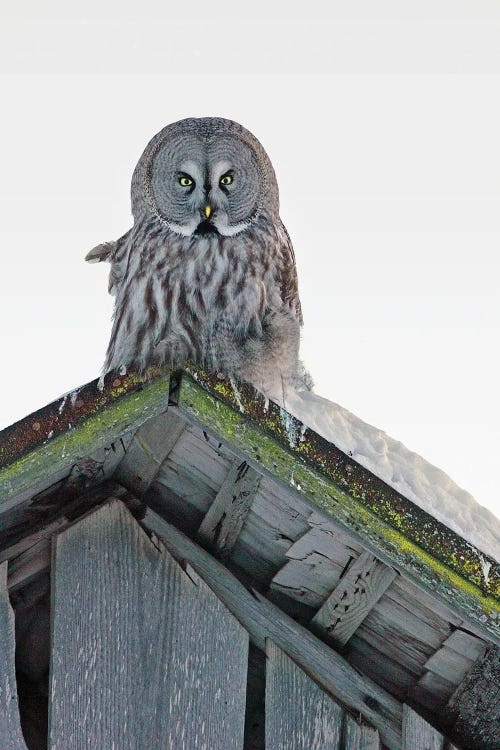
[266,640,343,749]
[141,508,403,750]
[0,562,29,750]
[49,499,248,750]
[266,641,380,750]
[402,705,445,750]
[270,520,363,608]
[114,409,186,495]
[198,460,260,555]
[312,551,397,648]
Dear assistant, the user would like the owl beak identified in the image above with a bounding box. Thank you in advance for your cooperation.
[204,205,212,219]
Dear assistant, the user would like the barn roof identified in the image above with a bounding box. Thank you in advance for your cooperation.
[1,366,499,749]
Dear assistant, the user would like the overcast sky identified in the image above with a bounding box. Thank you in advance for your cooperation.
[1,1,499,521]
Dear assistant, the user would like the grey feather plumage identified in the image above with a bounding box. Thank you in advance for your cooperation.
[87,117,311,394]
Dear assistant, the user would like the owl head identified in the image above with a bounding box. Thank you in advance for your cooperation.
[131,117,280,237]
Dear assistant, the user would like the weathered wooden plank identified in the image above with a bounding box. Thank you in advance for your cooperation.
[343,714,381,750]
[442,629,487,661]
[412,671,457,711]
[49,499,248,750]
[402,705,444,750]
[266,639,344,749]
[312,551,397,647]
[424,646,476,684]
[114,409,186,495]
[271,526,358,607]
[198,459,260,555]
[0,562,29,750]
[141,508,403,750]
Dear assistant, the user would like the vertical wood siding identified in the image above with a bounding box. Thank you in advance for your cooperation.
[402,705,459,750]
[48,500,248,749]
[0,562,28,750]
[265,639,380,750]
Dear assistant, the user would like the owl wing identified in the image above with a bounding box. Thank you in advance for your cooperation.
[277,223,304,325]
[85,231,131,296]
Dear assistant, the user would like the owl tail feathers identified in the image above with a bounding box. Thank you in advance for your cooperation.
[85,241,116,264]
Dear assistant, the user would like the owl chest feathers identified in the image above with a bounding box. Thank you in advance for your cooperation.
[106,225,283,372]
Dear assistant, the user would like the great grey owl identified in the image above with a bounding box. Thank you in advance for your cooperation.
[86,117,311,395]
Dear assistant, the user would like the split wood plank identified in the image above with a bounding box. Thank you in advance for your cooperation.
[266,640,380,750]
[114,409,186,496]
[0,562,29,750]
[312,550,397,648]
[402,705,459,750]
[198,459,260,555]
[49,499,248,750]
[141,507,403,750]
[270,525,360,607]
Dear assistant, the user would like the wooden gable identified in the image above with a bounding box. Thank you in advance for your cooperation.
[0,367,498,749]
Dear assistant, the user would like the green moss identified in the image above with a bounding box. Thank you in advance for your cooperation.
[179,373,500,636]
[0,376,170,503]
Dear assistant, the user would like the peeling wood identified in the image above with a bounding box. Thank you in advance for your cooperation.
[0,562,29,749]
[141,507,403,750]
[198,459,260,556]
[114,409,186,495]
[312,551,397,648]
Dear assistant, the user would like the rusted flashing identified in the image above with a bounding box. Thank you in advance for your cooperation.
[181,368,500,602]
[0,368,168,472]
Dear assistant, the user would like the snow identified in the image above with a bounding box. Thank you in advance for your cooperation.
[273,387,500,563]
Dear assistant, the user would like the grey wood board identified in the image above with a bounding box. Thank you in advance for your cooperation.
[49,499,248,750]
[266,640,381,750]
[346,635,418,700]
[312,550,397,648]
[413,671,457,709]
[198,459,260,554]
[266,639,344,749]
[423,645,476,684]
[141,508,403,750]
[114,409,186,495]
[158,422,236,496]
[441,629,487,661]
[343,714,381,750]
[271,525,360,607]
[0,562,29,750]
[402,704,447,750]
[383,577,459,636]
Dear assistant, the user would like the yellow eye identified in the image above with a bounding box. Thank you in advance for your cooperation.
[179,175,193,187]
[220,174,233,186]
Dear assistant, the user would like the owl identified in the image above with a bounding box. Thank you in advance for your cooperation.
[86,117,311,396]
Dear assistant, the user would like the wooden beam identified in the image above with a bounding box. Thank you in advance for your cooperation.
[312,551,397,648]
[198,460,260,556]
[141,507,403,750]
[402,705,459,750]
[0,562,29,749]
[49,499,248,749]
[114,410,186,496]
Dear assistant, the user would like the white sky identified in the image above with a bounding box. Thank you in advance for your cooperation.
[0,1,499,522]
